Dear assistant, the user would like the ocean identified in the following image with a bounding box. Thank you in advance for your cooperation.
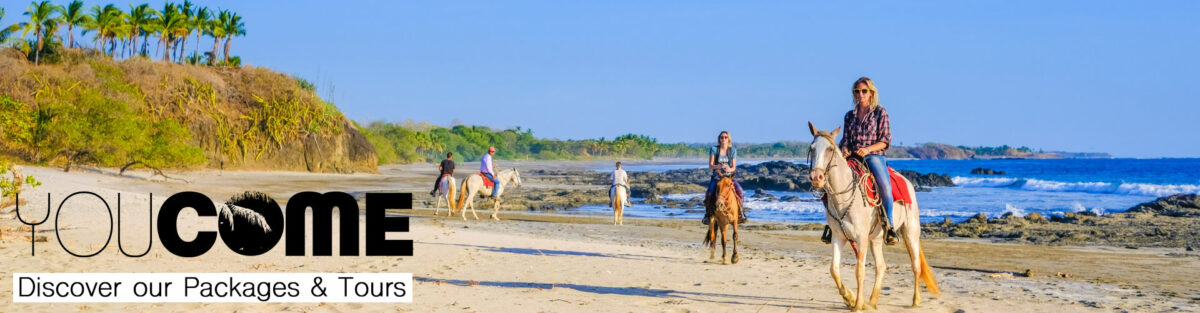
[565,158,1200,223]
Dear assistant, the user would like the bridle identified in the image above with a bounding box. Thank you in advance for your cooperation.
[809,136,876,243]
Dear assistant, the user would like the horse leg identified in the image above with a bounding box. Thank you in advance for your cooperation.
[491,197,501,221]
[830,237,855,307]
[464,193,478,221]
[720,223,729,265]
[854,237,867,311]
[902,221,923,308]
[435,195,443,216]
[868,232,886,310]
[724,219,734,262]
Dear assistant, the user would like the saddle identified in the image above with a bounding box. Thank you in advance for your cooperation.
[478,172,495,188]
[846,159,913,206]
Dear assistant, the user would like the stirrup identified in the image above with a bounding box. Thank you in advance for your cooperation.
[885,227,898,245]
[821,225,832,244]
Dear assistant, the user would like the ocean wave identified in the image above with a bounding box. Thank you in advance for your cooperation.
[951,176,1200,197]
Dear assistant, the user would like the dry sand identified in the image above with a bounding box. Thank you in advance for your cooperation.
[1,163,1197,312]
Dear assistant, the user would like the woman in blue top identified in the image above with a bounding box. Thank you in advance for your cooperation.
[703,131,746,225]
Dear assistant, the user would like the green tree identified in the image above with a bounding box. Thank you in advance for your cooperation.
[20,0,59,65]
[126,4,156,57]
[56,0,88,48]
[155,3,185,62]
[207,9,228,64]
[175,0,193,63]
[190,6,210,64]
[221,11,243,63]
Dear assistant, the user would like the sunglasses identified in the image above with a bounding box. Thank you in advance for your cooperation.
[853,89,871,95]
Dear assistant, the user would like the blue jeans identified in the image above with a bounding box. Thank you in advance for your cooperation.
[483,173,499,196]
[864,155,894,226]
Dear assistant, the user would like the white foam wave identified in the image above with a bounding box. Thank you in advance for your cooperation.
[1002,203,1027,217]
[659,193,704,201]
[951,176,1200,197]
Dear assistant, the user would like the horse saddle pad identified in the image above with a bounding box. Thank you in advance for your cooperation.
[846,159,913,206]
[478,173,495,188]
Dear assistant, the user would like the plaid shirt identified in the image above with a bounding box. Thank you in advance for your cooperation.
[839,106,891,156]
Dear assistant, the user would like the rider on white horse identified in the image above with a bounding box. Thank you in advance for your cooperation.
[839,76,898,245]
[611,162,632,207]
[431,152,455,197]
[481,146,499,198]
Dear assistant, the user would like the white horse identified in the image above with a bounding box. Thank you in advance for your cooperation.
[807,122,940,311]
[433,175,458,216]
[455,169,522,221]
[610,184,627,225]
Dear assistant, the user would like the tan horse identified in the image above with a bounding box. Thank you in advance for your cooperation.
[455,169,522,221]
[807,122,940,311]
[433,175,458,216]
[703,177,740,265]
[610,184,627,225]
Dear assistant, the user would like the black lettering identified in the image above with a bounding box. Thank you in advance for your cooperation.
[366,193,413,256]
[158,192,217,257]
[285,192,359,256]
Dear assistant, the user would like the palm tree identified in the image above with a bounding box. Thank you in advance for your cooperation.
[84,4,120,56]
[210,9,229,63]
[190,6,210,64]
[126,4,156,57]
[21,0,59,65]
[56,0,88,49]
[1,8,23,44]
[176,0,194,63]
[155,3,185,62]
[221,11,244,63]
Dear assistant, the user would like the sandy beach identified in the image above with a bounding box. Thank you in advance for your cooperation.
[2,162,1198,312]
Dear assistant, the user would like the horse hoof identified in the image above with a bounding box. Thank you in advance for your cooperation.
[731,255,739,264]
[721,260,729,265]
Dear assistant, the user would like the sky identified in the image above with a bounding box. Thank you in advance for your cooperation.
[3,1,1198,157]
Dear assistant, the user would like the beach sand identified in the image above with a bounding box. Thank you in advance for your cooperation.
[1,163,1197,312]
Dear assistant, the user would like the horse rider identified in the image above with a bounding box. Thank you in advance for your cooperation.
[703,131,747,225]
[481,146,499,198]
[611,162,632,207]
[431,152,455,197]
[839,76,898,245]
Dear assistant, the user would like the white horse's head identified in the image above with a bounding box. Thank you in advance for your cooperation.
[807,121,843,190]
[506,168,522,187]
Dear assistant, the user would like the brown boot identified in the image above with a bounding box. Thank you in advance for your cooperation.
[821,225,832,244]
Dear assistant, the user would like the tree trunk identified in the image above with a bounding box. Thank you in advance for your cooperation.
[34,32,42,65]
[162,38,171,62]
[68,25,74,49]
[211,37,219,65]
[223,36,231,62]
[177,37,187,64]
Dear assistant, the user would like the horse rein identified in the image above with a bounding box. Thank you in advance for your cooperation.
[810,141,874,243]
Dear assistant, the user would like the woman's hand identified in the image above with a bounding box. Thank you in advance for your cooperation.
[855,148,870,157]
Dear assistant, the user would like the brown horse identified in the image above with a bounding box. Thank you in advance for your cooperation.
[703,176,740,264]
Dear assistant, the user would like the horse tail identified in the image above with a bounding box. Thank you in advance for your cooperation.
[456,179,469,210]
[702,224,713,247]
[919,248,941,296]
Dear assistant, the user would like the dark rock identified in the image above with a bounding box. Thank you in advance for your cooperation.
[1124,194,1200,217]
[779,195,802,202]
[970,167,1006,175]
[897,170,955,188]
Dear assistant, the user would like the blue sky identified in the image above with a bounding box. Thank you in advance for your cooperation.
[4,1,1198,157]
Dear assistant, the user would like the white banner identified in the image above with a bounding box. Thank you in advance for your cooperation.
[13,273,412,303]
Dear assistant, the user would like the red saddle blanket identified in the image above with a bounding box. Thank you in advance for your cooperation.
[478,172,495,188]
[847,159,913,205]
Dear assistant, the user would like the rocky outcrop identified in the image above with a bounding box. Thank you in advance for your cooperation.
[970,167,1006,175]
[922,194,1200,248]
[1124,194,1200,217]
[896,170,955,189]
